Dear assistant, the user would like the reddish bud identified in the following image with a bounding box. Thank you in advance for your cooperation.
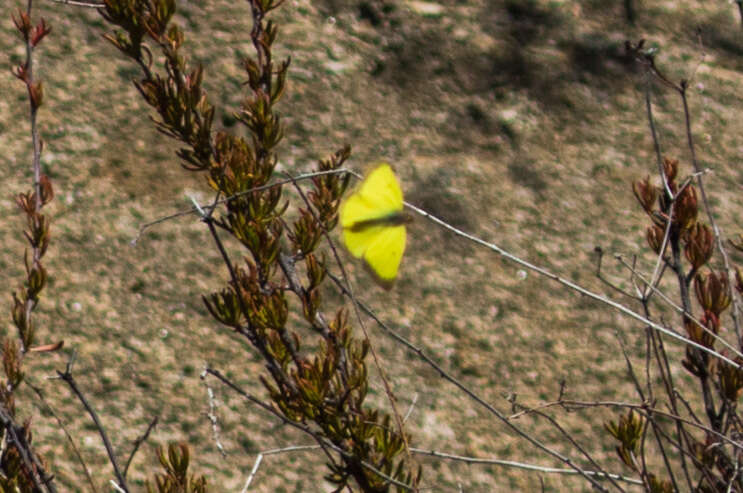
[684,222,713,270]
[29,81,44,108]
[675,184,698,231]
[39,174,54,206]
[683,313,717,348]
[663,157,679,183]
[694,271,731,317]
[718,356,743,402]
[31,18,52,47]
[11,293,27,333]
[683,317,703,345]
[15,192,34,215]
[12,63,29,83]
[12,9,32,40]
[632,176,658,215]
[646,224,666,255]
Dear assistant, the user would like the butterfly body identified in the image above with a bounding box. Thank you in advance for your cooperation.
[347,211,408,232]
[340,163,408,288]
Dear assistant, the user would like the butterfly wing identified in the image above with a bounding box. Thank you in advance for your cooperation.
[340,164,403,230]
[361,224,407,289]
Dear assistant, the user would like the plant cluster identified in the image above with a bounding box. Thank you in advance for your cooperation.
[98,0,420,490]
[599,43,743,492]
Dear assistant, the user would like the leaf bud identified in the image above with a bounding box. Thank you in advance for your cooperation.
[646,224,666,255]
[694,270,731,317]
[632,176,658,215]
[662,157,678,183]
[684,222,713,270]
[675,184,698,231]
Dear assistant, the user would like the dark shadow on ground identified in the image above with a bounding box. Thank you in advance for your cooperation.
[317,0,640,155]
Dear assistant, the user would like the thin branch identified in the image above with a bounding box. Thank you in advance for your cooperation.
[647,302,693,491]
[49,0,105,7]
[27,380,97,493]
[680,82,743,346]
[614,254,743,358]
[403,200,742,369]
[409,448,643,486]
[594,247,639,299]
[614,330,645,403]
[110,480,126,493]
[54,354,129,493]
[644,74,673,200]
[202,376,226,458]
[238,443,644,490]
[131,169,351,244]
[509,401,626,492]
[643,190,674,300]
[508,398,743,453]
[325,272,611,492]
[241,445,321,492]
[403,393,419,424]
[123,416,158,479]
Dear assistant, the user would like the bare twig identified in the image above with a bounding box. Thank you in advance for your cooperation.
[241,445,321,492]
[403,393,419,424]
[403,201,741,369]
[123,416,158,479]
[27,380,97,493]
[680,82,743,346]
[644,74,672,200]
[410,448,642,486]
[132,169,351,244]
[49,0,105,7]
[325,272,611,492]
[509,398,743,452]
[614,254,743,358]
[54,354,129,493]
[594,247,638,299]
[238,442,644,490]
[202,374,226,458]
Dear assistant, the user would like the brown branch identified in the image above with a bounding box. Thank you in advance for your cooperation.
[27,380,97,493]
[54,355,129,493]
[122,416,158,479]
[593,247,639,299]
[508,397,626,492]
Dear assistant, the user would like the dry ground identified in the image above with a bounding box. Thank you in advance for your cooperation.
[3,0,743,491]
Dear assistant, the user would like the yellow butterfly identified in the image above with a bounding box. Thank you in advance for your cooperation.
[340,163,408,289]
